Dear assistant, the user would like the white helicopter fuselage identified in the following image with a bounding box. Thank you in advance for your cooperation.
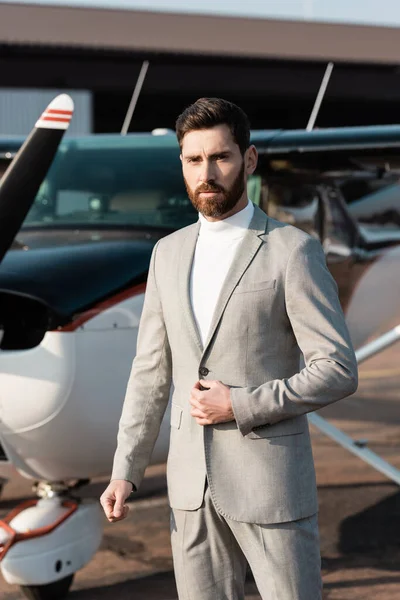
[0,290,170,482]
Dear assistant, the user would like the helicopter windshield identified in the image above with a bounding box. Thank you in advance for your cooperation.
[21,135,262,231]
[22,135,198,231]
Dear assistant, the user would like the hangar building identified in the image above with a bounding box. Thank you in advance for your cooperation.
[1,1,400,132]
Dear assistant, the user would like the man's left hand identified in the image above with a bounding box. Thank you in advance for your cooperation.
[189,380,234,426]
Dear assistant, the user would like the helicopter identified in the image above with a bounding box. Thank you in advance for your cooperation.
[1,95,400,598]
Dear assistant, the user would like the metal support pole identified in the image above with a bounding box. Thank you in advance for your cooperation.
[306,62,334,131]
[355,324,400,365]
[309,323,400,485]
[121,60,149,136]
[308,413,400,485]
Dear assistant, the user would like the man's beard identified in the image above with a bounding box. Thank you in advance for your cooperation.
[185,162,246,218]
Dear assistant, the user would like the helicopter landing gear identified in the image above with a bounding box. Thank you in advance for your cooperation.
[0,481,103,600]
[20,574,74,600]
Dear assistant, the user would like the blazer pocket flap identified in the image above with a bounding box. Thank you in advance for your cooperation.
[170,403,183,429]
[247,418,304,439]
[235,279,276,293]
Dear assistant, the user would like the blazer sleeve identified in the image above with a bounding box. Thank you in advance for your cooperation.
[230,235,358,436]
[111,239,172,488]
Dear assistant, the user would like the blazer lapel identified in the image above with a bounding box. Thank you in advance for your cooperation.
[178,221,203,354]
[201,205,269,358]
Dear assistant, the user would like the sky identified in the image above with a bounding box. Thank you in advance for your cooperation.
[5,0,400,28]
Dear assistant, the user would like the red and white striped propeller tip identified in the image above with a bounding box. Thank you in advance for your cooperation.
[35,94,74,131]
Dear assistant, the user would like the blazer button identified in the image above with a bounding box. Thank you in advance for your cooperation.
[199,366,209,377]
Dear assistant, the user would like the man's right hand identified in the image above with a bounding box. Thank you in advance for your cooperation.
[100,479,133,523]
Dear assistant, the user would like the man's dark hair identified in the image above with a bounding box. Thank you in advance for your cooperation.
[176,98,251,155]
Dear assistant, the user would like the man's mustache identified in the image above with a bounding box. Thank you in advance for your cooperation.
[195,183,225,194]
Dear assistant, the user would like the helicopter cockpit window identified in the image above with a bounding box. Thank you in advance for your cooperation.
[22,140,199,231]
[22,137,266,232]
[57,190,91,215]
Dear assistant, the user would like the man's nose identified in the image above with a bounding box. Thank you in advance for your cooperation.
[199,160,215,183]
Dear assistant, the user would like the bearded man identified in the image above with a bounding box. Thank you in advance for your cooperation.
[101,98,358,599]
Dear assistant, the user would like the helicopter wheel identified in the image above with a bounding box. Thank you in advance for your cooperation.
[20,574,74,600]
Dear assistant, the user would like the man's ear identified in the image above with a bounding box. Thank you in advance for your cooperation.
[245,145,258,175]
[180,154,183,163]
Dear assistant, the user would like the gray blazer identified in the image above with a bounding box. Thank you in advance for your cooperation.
[111,204,358,524]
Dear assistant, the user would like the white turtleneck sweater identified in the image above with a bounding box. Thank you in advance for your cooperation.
[190,200,254,347]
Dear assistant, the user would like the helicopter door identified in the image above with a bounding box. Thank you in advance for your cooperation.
[316,183,363,311]
[261,180,324,240]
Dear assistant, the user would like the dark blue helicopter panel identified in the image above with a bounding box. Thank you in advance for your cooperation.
[0,239,155,319]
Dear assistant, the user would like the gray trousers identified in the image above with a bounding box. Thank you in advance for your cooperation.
[170,485,322,600]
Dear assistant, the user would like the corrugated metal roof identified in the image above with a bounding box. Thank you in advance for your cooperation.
[1,2,400,64]
[7,0,400,29]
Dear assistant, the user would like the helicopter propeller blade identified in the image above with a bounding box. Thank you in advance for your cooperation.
[0,93,74,263]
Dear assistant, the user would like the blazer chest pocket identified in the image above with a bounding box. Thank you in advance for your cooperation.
[234,278,276,294]
[170,403,183,429]
[247,418,304,439]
